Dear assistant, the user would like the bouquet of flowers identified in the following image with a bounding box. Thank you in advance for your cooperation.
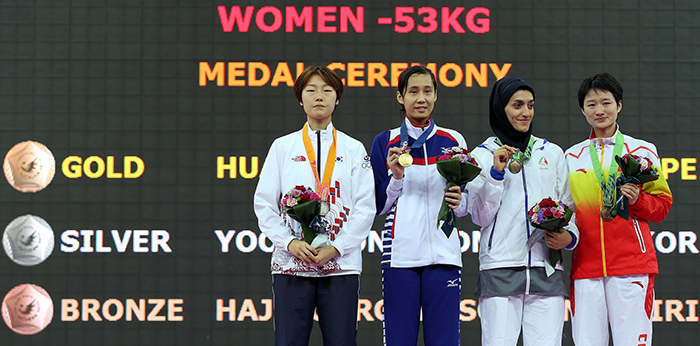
[435,146,482,237]
[528,197,573,271]
[612,154,659,220]
[281,185,325,245]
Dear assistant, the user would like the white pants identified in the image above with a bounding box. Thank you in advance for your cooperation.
[479,294,565,346]
[571,274,654,346]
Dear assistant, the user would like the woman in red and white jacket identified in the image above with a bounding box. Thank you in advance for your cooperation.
[565,73,673,346]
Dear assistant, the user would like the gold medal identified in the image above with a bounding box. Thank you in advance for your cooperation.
[398,153,413,167]
[398,141,412,167]
[600,206,614,221]
[507,159,522,174]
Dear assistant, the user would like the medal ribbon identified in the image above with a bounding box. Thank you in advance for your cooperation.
[589,131,624,208]
[497,136,535,162]
[400,118,435,152]
[302,123,337,200]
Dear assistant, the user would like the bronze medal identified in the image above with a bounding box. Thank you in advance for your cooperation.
[507,159,522,174]
[600,206,614,221]
[398,153,413,167]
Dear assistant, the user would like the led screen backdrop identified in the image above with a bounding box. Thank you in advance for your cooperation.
[0,1,698,345]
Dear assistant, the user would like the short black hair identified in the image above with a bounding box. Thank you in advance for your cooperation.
[293,65,344,103]
[577,72,623,108]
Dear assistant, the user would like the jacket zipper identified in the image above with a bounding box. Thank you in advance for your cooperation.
[420,125,435,263]
[522,161,531,294]
[598,140,608,277]
[633,215,646,253]
[522,166,531,267]
[487,214,498,251]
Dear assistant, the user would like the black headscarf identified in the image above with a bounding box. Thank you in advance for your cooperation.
[489,77,535,152]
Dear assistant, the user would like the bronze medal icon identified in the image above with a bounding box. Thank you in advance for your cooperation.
[2,283,53,335]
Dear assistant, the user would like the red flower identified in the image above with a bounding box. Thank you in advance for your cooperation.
[540,197,556,208]
[294,185,306,192]
[299,193,311,202]
[543,209,554,218]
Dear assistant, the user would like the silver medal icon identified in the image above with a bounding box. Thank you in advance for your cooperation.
[2,215,54,266]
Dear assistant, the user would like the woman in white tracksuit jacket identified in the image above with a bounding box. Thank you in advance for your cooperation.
[468,77,579,346]
[253,66,375,346]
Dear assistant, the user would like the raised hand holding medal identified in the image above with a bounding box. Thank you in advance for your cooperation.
[494,137,533,174]
[492,145,517,172]
[392,119,435,174]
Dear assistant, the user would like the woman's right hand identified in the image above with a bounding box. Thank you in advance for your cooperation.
[387,146,405,180]
[287,239,318,264]
[493,145,517,172]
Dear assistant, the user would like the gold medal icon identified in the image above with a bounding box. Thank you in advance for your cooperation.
[3,141,55,193]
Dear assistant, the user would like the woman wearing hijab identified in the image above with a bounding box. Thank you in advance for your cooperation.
[467,77,579,346]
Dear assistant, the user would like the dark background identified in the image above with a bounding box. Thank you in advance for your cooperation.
[0,0,698,345]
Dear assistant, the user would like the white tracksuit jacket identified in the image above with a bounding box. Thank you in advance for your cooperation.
[468,136,580,271]
[253,123,376,276]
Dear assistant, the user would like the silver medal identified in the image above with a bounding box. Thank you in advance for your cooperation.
[319,201,330,216]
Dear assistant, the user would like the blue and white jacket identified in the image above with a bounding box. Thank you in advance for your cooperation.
[370,117,468,269]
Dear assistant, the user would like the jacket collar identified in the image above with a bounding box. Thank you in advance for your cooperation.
[306,121,334,142]
[403,116,435,139]
[589,124,620,147]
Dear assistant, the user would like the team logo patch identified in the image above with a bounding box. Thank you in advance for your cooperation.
[336,156,343,162]
[539,157,549,167]
[291,156,306,162]
[361,155,371,171]
[446,278,459,288]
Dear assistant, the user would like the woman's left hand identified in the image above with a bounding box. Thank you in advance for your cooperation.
[620,183,641,205]
[313,245,340,266]
[444,185,462,209]
[544,229,573,250]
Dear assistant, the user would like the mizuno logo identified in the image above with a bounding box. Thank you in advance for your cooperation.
[446,278,459,288]
[632,281,644,288]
